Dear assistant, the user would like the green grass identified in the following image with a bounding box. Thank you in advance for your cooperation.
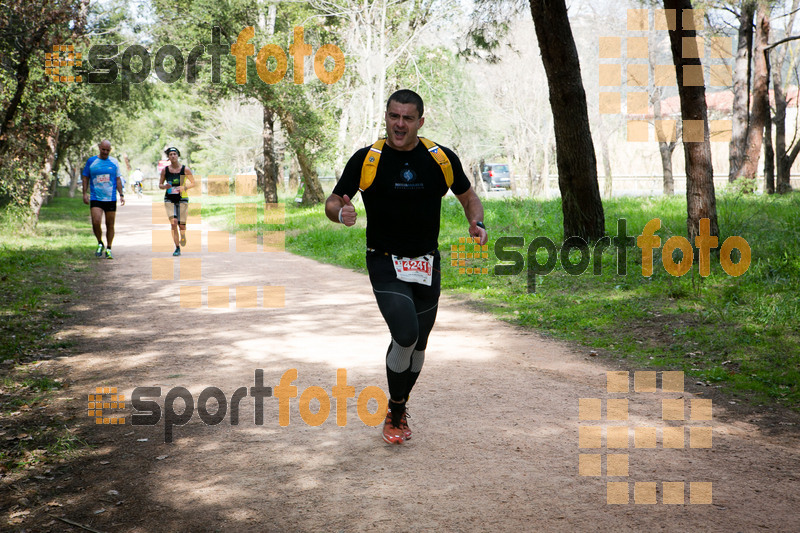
[201,189,800,410]
[0,194,96,362]
[0,193,97,473]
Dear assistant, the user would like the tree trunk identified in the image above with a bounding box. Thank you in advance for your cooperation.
[529,0,604,240]
[600,135,612,198]
[651,87,677,195]
[764,35,775,195]
[771,0,799,194]
[46,174,58,203]
[280,110,325,205]
[659,141,676,196]
[297,150,324,206]
[777,139,799,193]
[67,158,79,197]
[664,0,719,242]
[773,60,787,194]
[45,130,64,204]
[29,128,59,225]
[729,1,755,181]
[737,2,770,182]
[288,156,299,189]
[764,111,774,194]
[260,106,279,204]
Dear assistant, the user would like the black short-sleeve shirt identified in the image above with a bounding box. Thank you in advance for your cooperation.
[333,139,471,257]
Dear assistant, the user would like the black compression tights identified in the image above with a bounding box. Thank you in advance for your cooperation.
[372,278,440,403]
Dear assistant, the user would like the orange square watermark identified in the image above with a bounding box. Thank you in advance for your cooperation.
[709,65,732,87]
[579,398,602,420]
[207,175,229,196]
[683,120,705,142]
[710,120,732,142]
[600,93,621,114]
[152,203,168,224]
[187,203,201,223]
[606,454,629,477]
[180,286,202,308]
[599,64,622,86]
[634,371,657,392]
[708,36,733,59]
[634,427,657,448]
[627,121,648,142]
[682,36,703,58]
[627,9,648,31]
[152,258,174,280]
[263,286,285,308]
[152,230,175,252]
[208,286,230,308]
[607,482,629,504]
[236,286,258,308]
[627,37,648,59]
[627,64,648,87]
[236,231,258,253]
[264,203,286,224]
[179,257,202,280]
[186,176,201,197]
[682,9,704,31]
[690,482,712,504]
[691,399,712,420]
[235,203,258,225]
[662,399,684,420]
[599,36,621,59]
[607,399,628,420]
[635,482,657,504]
[579,426,602,448]
[683,65,704,86]
[208,231,230,252]
[263,231,286,252]
[661,371,684,392]
[690,427,712,448]
[579,454,601,476]
[606,371,629,393]
[88,388,126,424]
[663,482,685,504]
[607,426,629,448]
[654,65,676,86]
[655,120,677,143]
[655,9,676,31]
[627,92,649,115]
[182,230,201,253]
[663,426,685,448]
[235,174,257,196]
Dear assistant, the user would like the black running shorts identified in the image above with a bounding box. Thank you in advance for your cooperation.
[90,200,117,212]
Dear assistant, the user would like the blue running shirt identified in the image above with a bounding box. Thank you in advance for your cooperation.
[83,156,121,201]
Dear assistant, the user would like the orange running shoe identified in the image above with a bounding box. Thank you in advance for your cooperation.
[399,409,411,440]
[383,400,406,445]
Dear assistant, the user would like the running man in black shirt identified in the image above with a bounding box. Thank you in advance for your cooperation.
[325,90,487,444]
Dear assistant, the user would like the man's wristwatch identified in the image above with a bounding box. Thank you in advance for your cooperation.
[476,221,486,230]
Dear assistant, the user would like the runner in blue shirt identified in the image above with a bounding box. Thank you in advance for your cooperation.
[82,140,125,259]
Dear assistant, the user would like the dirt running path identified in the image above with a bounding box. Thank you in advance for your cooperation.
[17,196,800,531]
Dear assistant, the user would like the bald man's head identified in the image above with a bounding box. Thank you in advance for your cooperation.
[98,140,111,159]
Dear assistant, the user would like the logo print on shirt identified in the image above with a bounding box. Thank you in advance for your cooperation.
[394,162,423,190]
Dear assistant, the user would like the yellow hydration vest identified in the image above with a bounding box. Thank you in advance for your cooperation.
[359,137,454,193]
